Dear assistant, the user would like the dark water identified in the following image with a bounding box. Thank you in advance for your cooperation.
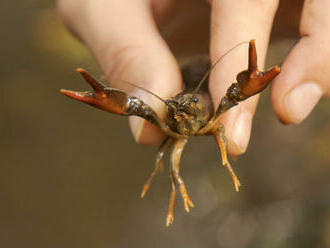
[1,1,330,247]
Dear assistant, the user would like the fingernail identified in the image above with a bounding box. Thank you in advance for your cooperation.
[129,117,145,143]
[231,111,252,154]
[284,83,322,123]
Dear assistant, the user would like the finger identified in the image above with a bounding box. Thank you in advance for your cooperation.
[57,0,181,144]
[209,0,279,155]
[272,0,330,124]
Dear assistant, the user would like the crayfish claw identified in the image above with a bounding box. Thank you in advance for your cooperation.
[236,40,281,98]
[60,69,130,115]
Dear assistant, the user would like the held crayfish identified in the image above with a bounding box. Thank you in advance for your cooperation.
[60,40,280,226]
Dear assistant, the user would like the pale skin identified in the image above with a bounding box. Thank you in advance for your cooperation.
[58,0,330,156]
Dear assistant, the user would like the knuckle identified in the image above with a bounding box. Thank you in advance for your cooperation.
[247,0,279,8]
[248,0,279,13]
[102,44,145,81]
[244,0,279,10]
[213,0,279,12]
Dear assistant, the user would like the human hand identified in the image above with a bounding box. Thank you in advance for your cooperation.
[58,0,329,156]
[208,0,330,156]
[58,0,181,145]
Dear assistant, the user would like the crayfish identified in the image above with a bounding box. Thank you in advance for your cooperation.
[60,40,280,226]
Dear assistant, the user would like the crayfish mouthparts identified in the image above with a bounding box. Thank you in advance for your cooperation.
[60,40,280,226]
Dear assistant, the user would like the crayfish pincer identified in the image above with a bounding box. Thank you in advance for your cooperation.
[60,40,280,226]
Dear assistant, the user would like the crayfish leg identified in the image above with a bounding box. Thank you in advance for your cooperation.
[166,172,176,227]
[213,125,241,192]
[141,137,173,198]
[171,138,194,213]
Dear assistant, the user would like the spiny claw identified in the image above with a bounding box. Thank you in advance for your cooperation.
[213,40,281,121]
[60,69,129,115]
[60,89,96,104]
[76,68,105,92]
[236,40,281,97]
[236,66,281,97]
[61,68,166,131]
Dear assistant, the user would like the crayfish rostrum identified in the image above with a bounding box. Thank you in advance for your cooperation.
[60,40,280,226]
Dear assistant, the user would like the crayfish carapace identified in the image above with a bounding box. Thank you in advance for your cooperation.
[60,40,280,226]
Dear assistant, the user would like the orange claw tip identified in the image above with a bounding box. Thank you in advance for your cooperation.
[60,89,72,96]
[60,89,75,97]
[76,68,85,73]
[274,65,281,73]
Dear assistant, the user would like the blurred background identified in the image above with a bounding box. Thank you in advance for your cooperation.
[1,0,330,247]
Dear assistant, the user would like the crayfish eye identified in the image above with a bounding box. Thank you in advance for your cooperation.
[192,96,198,103]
